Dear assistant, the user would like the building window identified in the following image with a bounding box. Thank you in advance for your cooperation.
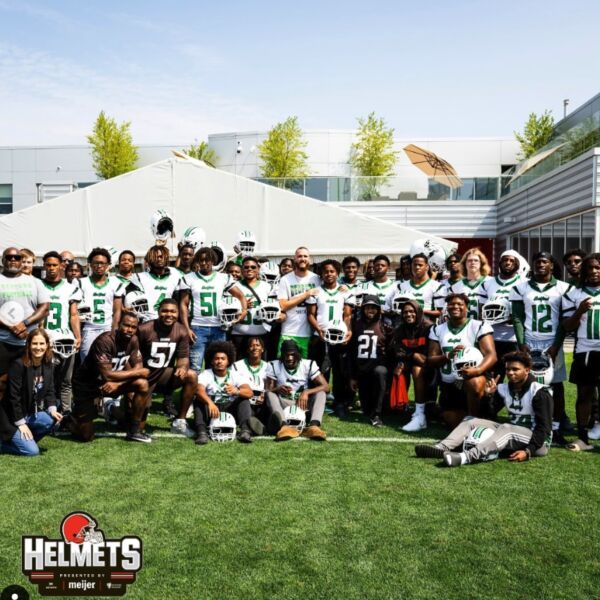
[0,184,12,214]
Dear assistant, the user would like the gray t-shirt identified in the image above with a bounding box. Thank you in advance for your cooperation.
[0,274,50,346]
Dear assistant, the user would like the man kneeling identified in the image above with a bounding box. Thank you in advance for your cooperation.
[415,351,553,467]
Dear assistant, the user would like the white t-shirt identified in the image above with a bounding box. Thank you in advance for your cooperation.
[306,285,354,331]
[198,367,250,405]
[180,271,236,328]
[266,359,321,399]
[231,280,273,336]
[77,276,124,331]
[562,286,600,353]
[277,271,320,337]
[131,269,183,320]
[43,279,82,331]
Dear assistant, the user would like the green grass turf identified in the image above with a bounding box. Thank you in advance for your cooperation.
[1,355,599,599]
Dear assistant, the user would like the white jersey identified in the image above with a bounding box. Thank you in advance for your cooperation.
[497,381,546,429]
[448,276,492,319]
[266,359,321,399]
[131,269,183,320]
[509,278,570,343]
[277,271,320,337]
[198,367,250,405]
[43,279,82,331]
[306,285,355,331]
[481,275,521,342]
[384,279,444,313]
[180,271,236,328]
[231,280,272,336]
[77,276,124,331]
[233,358,268,393]
[429,318,493,383]
[562,286,600,353]
[360,279,395,306]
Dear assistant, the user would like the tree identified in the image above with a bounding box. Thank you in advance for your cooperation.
[514,110,555,160]
[183,141,218,167]
[87,111,138,179]
[257,116,309,183]
[350,112,398,199]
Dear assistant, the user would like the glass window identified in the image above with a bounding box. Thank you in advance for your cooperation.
[540,224,552,253]
[581,211,595,255]
[553,220,566,276]
[474,178,498,200]
[566,215,581,253]
[304,178,328,202]
[529,228,540,257]
[0,184,12,214]
[519,231,529,262]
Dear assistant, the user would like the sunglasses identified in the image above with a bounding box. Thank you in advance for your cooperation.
[4,254,22,261]
[242,265,258,270]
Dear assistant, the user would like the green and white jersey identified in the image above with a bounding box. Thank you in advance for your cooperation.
[131,269,183,320]
[277,271,321,337]
[562,286,600,352]
[383,278,444,313]
[497,381,546,429]
[265,359,321,399]
[429,318,493,383]
[232,280,272,336]
[43,279,82,331]
[180,271,236,328]
[77,276,124,331]
[448,276,492,319]
[116,274,133,285]
[306,284,355,331]
[233,358,268,393]
[198,367,249,405]
[509,278,570,343]
[360,279,395,306]
[481,275,521,342]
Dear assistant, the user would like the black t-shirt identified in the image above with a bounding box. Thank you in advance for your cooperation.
[136,320,189,375]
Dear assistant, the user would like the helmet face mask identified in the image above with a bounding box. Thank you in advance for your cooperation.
[48,328,77,359]
[283,405,306,432]
[259,261,279,284]
[218,297,242,328]
[530,350,554,385]
[209,412,237,442]
[77,304,93,323]
[236,230,256,257]
[208,241,227,272]
[125,291,151,321]
[323,320,347,345]
[392,293,415,315]
[451,347,484,380]
[150,209,174,242]
[482,298,511,325]
[257,301,280,323]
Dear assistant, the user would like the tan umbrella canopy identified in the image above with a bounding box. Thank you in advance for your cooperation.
[403,144,463,189]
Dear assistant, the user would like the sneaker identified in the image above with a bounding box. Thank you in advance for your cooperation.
[194,428,209,445]
[268,412,283,435]
[102,398,119,426]
[334,404,349,419]
[248,416,265,436]
[162,398,177,418]
[171,419,195,438]
[560,415,576,433]
[588,423,600,440]
[402,413,427,432]
[370,416,383,428]
[415,444,444,459]
[443,451,463,467]
[126,431,152,444]
[239,429,253,444]
[276,425,300,441]
[302,425,327,441]
[552,431,569,446]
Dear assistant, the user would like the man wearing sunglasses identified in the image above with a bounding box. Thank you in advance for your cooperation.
[0,248,50,377]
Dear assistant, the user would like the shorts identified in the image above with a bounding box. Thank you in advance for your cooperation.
[569,351,600,386]
[439,381,467,412]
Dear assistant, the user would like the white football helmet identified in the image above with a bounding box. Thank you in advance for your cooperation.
[236,230,256,257]
[391,290,416,315]
[208,241,227,272]
[257,300,281,324]
[124,290,152,321]
[249,389,263,406]
[530,350,554,386]
[48,328,77,359]
[103,246,118,265]
[283,405,306,432]
[452,347,484,380]
[218,296,243,328]
[482,297,511,325]
[180,226,206,251]
[77,302,93,323]
[323,320,348,345]
[463,425,498,460]
[0,301,25,327]
[352,288,366,307]
[259,261,280,284]
[409,238,447,273]
[208,412,237,442]
[150,209,174,243]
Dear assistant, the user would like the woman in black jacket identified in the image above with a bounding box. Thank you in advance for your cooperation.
[0,328,62,456]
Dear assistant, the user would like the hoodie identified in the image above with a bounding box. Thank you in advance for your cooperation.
[388,300,433,366]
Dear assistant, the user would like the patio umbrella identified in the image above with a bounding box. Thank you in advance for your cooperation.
[403,144,463,189]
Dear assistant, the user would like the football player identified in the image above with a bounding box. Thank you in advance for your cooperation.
[65,261,83,283]
[363,258,375,282]
[398,255,412,282]
[307,259,353,417]
[340,256,361,290]
[415,351,552,467]
[447,248,492,319]
[179,246,247,372]
[277,246,321,359]
[20,248,35,276]
[265,339,329,441]
[442,253,462,289]
[42,251,82,416]
[59,250,75,278]
[562,252,600,449]
[76,248,124,362]
[279,258,294,277]
[348,295,392,427]
[174,244,195,275]
[226,261,242,281]
[563,248,586,285]
[360,255,395,306]
[71,312,151,443]
[116,250,136,284]
[510,251,570,444]
[137,299,198,438]
[428,293,497,428]
[193,340,254,444]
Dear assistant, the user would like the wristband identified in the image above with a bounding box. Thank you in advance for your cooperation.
[23,318,30,328]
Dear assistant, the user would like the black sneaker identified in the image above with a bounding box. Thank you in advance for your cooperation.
[126,431,152,444]
[195,428,209,445]
[415,444,444,459]
[248,416,265,436]
[267,412,283,435]
[553,431,569,447]
[162,398,177,418]
[560,416,575,433]
[334,404,349,419]
[370,416,383,428]
[239,429,253,443]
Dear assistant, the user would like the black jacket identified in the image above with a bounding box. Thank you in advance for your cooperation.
[0,358,56,441]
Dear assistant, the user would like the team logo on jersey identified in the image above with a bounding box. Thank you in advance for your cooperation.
[447,337,462,344]
[22,512,142,596]
[533,295,549,302]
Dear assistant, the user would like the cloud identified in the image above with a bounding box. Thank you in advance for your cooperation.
[0,0,78,29]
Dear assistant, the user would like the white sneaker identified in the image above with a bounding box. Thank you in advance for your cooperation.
[402,413,427,432]
[185,405,194,419]
[588,422,600,440]
[171,419,195,438]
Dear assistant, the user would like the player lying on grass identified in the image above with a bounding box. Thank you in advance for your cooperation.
[415,351,553,467]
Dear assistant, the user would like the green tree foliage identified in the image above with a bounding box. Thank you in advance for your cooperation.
[257,116,309,181]
[514,110,555,160]
[87,111,138,179]
[350,112,398,199]
[183,141,218,167]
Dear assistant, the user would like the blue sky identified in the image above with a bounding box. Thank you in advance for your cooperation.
[0,0,598,145]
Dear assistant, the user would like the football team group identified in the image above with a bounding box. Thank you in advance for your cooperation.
[0,215,599,468]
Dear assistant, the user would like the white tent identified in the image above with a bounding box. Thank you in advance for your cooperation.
[0,156,454,261]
